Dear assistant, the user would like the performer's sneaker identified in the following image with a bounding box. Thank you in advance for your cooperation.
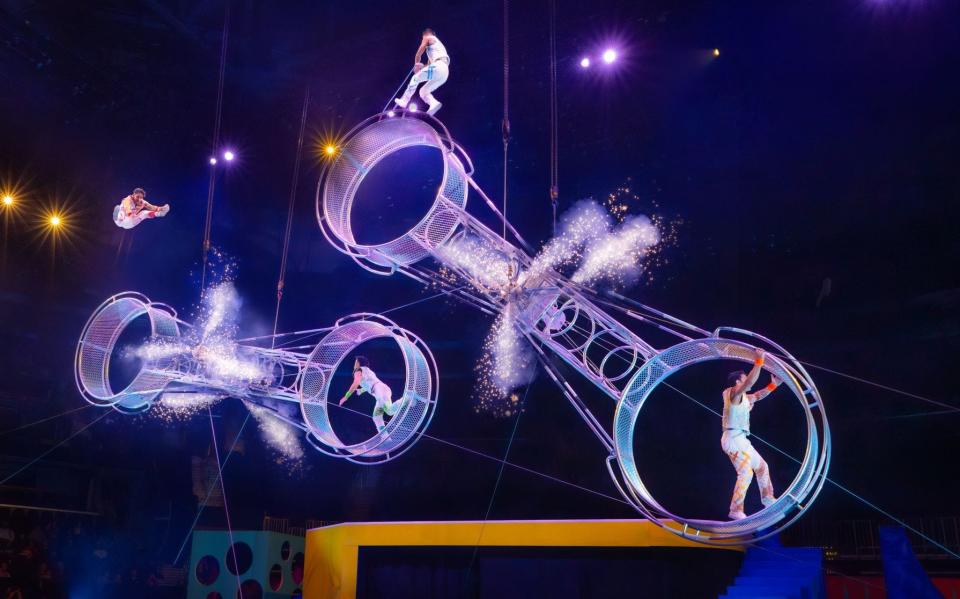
[158,204,170,217]
[728,510,747,521]
[761,496,777,507]
[426,101,442,116]
[394,98,408,109]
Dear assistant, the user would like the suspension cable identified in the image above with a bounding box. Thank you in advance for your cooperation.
[501,0,511,241]
[549,0,559,235]
[199,1,231,295]
[271,86,311,348]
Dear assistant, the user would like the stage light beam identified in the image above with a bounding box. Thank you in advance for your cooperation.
[325,144,337,156]
[209,157,218,165]
[223,151,235,162]
[602,49,617,64]
[2,195,12,206]
[580,57,591,68]
[49,215,61,227]
[713,48,720,57]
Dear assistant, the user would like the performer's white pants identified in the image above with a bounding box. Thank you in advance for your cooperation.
[114,206,158,230]
[399,60,449,110]
[721,430,774,514]
[370,382,397,430]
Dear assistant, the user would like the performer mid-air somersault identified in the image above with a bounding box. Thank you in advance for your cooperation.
[340,356,405,432]
[722,348,782,520]
[113,187,170,229]
[394,28,450,116]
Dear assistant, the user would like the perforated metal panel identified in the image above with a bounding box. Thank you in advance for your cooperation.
[298,314,438,464]
[75,292,182,412]
[613,334,830,545]
[320,116,468,271]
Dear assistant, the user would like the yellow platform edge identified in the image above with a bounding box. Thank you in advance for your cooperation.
[304,519,743,599]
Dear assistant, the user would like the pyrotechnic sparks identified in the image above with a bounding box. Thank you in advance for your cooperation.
[473,305,536,416]
[152,392,224,422]
[571,214,659,286]
[603,180,682,286]
[435,234,512,290]
[132,281,268,419]
[244,401,305,467]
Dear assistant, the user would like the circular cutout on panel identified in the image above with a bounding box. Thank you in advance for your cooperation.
[237,579,263,599]
[291,552,304,585]
[269,564,283,591]
[225,542,253,576]
[195,555,219,586]
[280,540,291,561]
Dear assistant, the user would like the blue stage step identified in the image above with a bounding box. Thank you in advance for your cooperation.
[720,537,825,599]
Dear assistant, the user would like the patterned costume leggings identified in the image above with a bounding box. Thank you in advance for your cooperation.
[723,433,775,513]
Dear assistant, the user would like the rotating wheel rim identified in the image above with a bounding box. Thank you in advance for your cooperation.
[611,335,830,545]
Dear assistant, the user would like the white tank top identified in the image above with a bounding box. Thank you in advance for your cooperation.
[722,390,752,432]
[425,35,449,63]
[358,366,383,394]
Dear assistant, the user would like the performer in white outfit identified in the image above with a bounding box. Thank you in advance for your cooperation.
[113,187,169,229]
[721,349,782,520]
[395,28,450,116]
[340,356,404,432]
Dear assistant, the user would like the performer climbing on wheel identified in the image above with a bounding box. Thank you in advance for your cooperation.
[340,356,404,433]
[113,187,170,229]
[394,28,450,116]
[722,348,782,520]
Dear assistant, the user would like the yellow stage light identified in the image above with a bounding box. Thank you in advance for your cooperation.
[325,144,337,156]
[49,215,61,227]
[713,48,720,57]
[2,195,12,206]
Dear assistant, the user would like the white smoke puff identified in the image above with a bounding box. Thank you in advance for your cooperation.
[125,339,191,361]
[201,283,243,340]
[244,401,305,463]
[489,304,537,395]
[435,234,512,289]
[153,392,225,422]
[572,214,660,286]
[525,200,613,283]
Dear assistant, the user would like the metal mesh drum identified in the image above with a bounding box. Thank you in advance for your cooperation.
[612,331,830,545]
[74,292,182,413]
[318,115,468,273]
[298,314,438,464]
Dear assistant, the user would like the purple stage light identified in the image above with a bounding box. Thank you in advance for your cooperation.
[602,49,617,64]
[209,157,217,165]
[580,57,591,68]
[223,150,235,162]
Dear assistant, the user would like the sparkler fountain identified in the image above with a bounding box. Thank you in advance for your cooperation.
[74,290,438,464]
[317,113,831,544]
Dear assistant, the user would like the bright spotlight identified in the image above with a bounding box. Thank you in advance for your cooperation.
[209,157,217,165]
[49,215,61,227]
[602,49,617,64]
[580,57,591,68]
[325,144,337,156]
[387,110,396,118]
[223,151,235,162]
[2,195,12,206]
[713,48,720,57]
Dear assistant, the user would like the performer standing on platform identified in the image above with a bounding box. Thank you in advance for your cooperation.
[394,28,450,116]
[340,356,403,432]
[113,187,170,229]
[721,349,781,520]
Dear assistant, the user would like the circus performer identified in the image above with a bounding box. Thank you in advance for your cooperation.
[394,28,450,116]
[113,187,169,229]
[340,356,403,432]
[722,348,782,520]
